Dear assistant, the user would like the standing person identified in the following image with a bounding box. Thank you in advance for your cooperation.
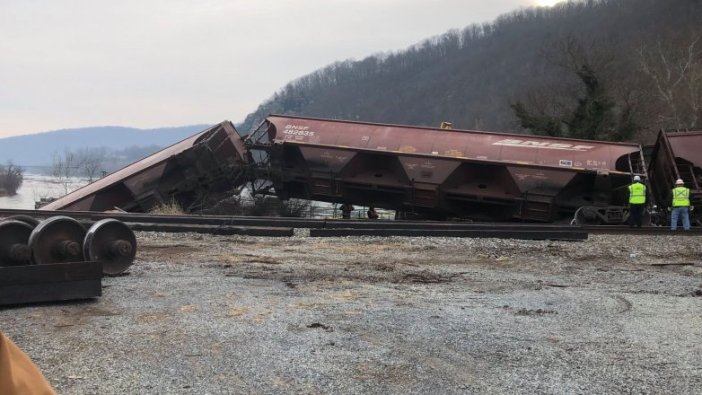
[627,175,646,228]
[670,179,691,231]
[340,203,354,219]
[367,206,379,220]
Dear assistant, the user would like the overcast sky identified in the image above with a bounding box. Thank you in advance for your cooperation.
[0,0,557,138]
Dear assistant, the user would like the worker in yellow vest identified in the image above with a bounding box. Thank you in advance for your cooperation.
[670,178,691,231]
[627,175,646,228]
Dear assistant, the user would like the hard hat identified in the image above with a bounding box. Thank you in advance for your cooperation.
[633,176,641,181]
[675,179,684,185]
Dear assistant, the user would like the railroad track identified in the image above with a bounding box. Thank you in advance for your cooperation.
[583,225,702,235]
[1,208,700,238]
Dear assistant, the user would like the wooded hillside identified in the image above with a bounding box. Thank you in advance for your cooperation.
[240,0,701,143]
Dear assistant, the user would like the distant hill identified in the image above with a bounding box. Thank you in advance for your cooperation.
[0,125,211,168]
[241,0,702,142]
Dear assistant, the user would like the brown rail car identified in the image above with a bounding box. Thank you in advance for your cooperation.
[246,115,646,223]
[41,121,248,212]
[648,130,702,225]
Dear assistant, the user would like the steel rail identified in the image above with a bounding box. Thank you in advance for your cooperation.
[310,228,587,241]
[583,225,702,235]
[127,223,294,237]
[0,208,580,230]
[2,208,701,236]
[0,208,327,228]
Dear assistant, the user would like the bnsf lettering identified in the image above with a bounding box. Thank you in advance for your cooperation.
[285,124,309,130]
[493,139,594,151]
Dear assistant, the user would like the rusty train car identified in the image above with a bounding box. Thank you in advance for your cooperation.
[647,130,702,225]
[245,115,646,223]
[40,114,702,225]
[41,121,248,212]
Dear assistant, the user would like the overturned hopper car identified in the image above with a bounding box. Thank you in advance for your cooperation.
[246,115,647,223]
[40,121,248,212]
[648,130,702,225]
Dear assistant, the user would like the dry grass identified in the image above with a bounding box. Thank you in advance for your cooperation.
[149,200,185,215]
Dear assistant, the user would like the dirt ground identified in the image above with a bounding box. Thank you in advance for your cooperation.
[2,231,702,394]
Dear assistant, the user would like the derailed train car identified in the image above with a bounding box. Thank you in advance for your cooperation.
[40,114,655,224]
[41,121,248,212]
[648,130,702,225]
[246,115,647,223]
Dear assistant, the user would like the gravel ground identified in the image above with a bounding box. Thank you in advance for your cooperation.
[2,231,702,394]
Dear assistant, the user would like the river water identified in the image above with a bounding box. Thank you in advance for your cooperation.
[0,174,86,209]
[0,175,392,219]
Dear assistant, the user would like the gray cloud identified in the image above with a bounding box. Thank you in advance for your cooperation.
[0,0,540,137]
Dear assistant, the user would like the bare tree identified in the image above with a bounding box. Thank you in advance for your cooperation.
[639,36,702,130]
[75,147,107,182]
[51,150,79,195]
[51,148,106,194]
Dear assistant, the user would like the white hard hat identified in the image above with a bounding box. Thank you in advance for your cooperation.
[675,179,684,185]
[633,176,641,181]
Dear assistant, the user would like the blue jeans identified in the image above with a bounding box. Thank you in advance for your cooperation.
[671,207,690,230]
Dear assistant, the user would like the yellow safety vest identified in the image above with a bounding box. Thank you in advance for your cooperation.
[628,182,646,204]
[672,186,690,207]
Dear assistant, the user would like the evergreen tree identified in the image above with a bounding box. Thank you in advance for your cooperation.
[512,64,637,142]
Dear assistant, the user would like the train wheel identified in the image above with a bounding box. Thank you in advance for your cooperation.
[0,220,33,266]
[641,210,652,226]
[3,215,41,229]
[28,216,86,265]
[84,219,137,276]
[574,206,601,225]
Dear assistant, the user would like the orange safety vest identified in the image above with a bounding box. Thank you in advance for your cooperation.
[0,332,56,395]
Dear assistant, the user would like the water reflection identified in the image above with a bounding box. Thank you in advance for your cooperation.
[0,174,87,209]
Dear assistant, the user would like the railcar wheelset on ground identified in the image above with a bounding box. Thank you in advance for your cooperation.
[0,215,137,274]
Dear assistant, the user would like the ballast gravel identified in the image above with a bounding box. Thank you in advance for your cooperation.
[1,232,701,394]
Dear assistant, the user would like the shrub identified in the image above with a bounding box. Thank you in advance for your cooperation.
[0,163,24,195]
